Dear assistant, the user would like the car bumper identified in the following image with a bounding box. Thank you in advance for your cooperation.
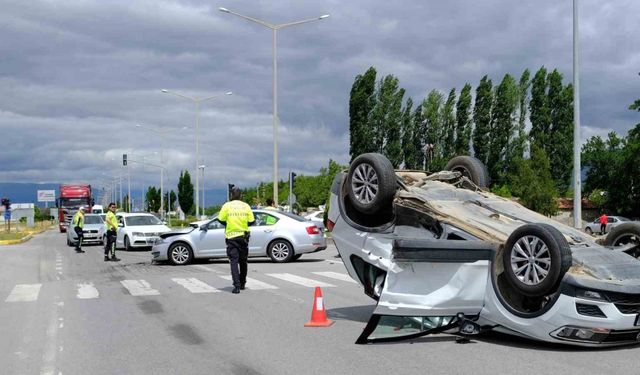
[129,236,161,248]
[151,242,170,261]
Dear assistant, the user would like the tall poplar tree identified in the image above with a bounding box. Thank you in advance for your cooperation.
[530,67,551,153]
[513,69,531,160]
[455,83,472,155]
[423,90,444,170]
[177,171,194,215]
[370,75,402,154]
[489,74,519,184]
[441,88,457,160]
[472,76,493,164]
[413,102,426,169]
[401,98,417,168]
[348,67,377,160]
[383,86,405,168]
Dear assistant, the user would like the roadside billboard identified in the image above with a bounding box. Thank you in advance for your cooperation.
[37,190,56,202]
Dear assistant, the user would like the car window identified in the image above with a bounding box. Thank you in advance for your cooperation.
[608,217,617,223]
[619,217,630,221]
[276,211,307,222]
[254,213,278,226]
[84,216,103,224]
[125,215,163,226]
[207,220,224,230]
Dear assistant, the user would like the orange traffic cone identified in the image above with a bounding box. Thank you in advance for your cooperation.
[304,287,334,327]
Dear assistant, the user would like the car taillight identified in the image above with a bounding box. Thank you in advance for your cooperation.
[306,226,320,235]
[326,219,335,232]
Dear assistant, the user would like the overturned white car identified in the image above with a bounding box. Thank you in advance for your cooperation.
[328,153,640,346]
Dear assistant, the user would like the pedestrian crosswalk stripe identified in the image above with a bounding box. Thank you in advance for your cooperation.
[172,278,219,293]
[266,273,335,288]
[76,283,99,299]
[120,280,160,296]
[219,276,278,290]
[312,271,357,283]
[5,284,42,302]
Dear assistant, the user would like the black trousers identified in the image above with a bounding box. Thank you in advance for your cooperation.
[105,229,117,257]
[601,223,607,234]
[226,237,249,288]
[74,226,84,250]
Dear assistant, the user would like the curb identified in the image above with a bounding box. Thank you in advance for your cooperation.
[0,234,34,246]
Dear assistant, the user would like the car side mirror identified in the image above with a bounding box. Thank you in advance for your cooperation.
[200,224,208,232]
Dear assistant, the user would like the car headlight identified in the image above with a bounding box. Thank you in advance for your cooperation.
[575,289,606,301]
[132,232,144,238]
[154,237,165,245]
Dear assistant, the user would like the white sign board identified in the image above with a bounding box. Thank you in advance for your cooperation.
[37,190,56,202]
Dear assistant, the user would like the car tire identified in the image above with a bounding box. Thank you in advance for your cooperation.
[585,227,593,235]
[444,155,491,188]
[346,153,397,215]
[604,223,640,248]
[67,238,72,247]
[502,223,572,297]
[124,236,132,251]
[267,240,294,263]
[168,242,193,266]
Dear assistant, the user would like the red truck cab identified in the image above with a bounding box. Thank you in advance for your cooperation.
[58,184,92,232]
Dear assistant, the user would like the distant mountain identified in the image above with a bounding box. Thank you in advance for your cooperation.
[0,183,228,208]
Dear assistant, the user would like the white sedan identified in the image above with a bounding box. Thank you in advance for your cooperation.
[113,213,172,250]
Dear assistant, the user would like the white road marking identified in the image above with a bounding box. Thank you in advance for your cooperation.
[312,271,357,283]
[193,264,224,274]
[120,280,160,296]
[219,276,278,290]
[172,278,219,293]
[41,298,62,375]
[76,283,99,299]
[266,273,335,288]
[5,284,42,302]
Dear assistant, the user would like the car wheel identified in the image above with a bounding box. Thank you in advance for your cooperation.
[502,223,572,297]
[292,254,303,261]
[267,240,294,263]
[347,153,397,215]
[604,223,640,249]
[444,155,490,188]
[124,236,132,251]
[168,243,193,265]
[585,227,593,235]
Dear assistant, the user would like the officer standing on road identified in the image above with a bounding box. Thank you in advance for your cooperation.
[219,186,255,294]
[104,202,121,262]
[72,206,86,253]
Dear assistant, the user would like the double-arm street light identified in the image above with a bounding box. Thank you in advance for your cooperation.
[161,89,232,217]
[218,7,329,206]
[135,124,187,219]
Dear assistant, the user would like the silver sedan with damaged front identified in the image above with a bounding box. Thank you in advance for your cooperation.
[328,152,640,347]
[151,210,326,265]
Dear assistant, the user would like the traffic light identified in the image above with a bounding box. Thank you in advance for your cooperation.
[290,172,297,190]
[123,154,127,166]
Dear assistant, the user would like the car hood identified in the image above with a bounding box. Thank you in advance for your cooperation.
[160,227,195,239]
[82,224,104,230]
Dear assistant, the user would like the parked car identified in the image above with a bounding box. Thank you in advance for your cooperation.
[585,216,631,235]
[111,212,172,250]
[304,210,325,231]
[328,153,640,347]
[66,214,106,246]
[152,209,327,265]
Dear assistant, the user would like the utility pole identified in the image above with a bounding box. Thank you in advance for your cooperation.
[573,0,582,228]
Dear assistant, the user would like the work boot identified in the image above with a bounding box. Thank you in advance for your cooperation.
[76,249,85,253]
[104,256,110,261]
[240,283,246,290]
[232,287,240,294]
[111,256,121,262]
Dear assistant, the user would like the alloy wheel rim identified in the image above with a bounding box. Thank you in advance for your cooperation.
[272,242,289,261]
[172,245,189,264]
[352,163,378,204]
[510,235,551,286]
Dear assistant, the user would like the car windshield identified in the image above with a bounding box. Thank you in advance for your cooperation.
[84,216,103,224]
[618,217,630,221]
[126,215,162,226]
[60,198,88,208]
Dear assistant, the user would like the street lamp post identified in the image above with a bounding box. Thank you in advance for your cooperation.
[573,0,582,229]
[219,7,329,206]
[199,164,206,218]
[161,89,232,218]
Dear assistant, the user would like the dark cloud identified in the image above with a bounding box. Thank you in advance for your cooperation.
[0,0,638,194]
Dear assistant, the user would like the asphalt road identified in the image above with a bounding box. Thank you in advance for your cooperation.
[1,230,640,375]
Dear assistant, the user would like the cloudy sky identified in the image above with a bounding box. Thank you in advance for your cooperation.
[1,0,638,195]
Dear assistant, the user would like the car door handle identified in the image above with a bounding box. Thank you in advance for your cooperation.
[263,229,273,233]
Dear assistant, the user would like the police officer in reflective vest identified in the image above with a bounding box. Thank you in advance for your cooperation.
[72,206,86,253]
[104,202,121,262]
[218,186,255,294]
